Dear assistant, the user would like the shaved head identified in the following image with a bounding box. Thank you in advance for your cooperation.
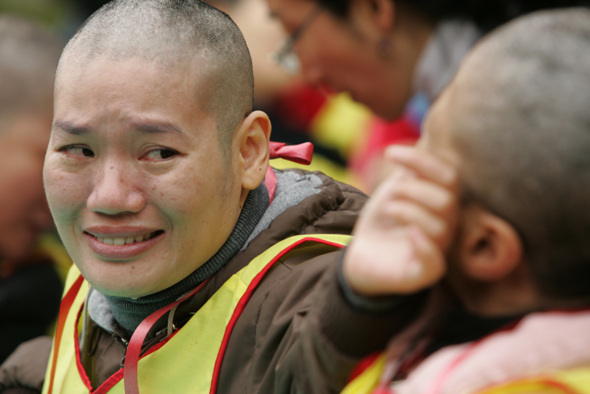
[57,0,254,147]
[439,8,590,299]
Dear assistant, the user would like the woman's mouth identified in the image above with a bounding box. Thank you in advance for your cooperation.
[83,230,165,260]
[96,230,163,245]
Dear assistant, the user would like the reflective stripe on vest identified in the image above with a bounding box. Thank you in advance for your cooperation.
[475,368,590,394]
[341,353,387,394]
[342,354,590,394]
[43,234,351,394]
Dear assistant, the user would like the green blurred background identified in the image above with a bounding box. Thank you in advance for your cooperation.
[0,0,110,38]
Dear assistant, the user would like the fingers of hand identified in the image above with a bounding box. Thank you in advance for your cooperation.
[404,226,447,292]
[384,145,458,189]
[377,199,448,244]
[368,146,460,247]
[343,227,446,296]
[361,175,457,248]
[345,145,458,296]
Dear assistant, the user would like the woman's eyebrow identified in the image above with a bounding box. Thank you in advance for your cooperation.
[52,120,91,135]
[132,121,184,135]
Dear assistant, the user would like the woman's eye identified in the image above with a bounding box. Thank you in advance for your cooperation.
[59,145,95,158]
[144,147,178,161]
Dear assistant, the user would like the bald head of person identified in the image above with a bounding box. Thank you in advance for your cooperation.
[56,0,254,148]
[44,0,273,298]
[420,7,590,313]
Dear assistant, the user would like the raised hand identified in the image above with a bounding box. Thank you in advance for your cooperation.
[343,145,460,296]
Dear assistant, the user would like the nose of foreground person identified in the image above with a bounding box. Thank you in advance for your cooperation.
[86,162,146,215]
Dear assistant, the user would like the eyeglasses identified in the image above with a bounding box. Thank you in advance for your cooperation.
[270,5,322,74]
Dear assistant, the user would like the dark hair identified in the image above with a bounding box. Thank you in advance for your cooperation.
[316,0,590,32]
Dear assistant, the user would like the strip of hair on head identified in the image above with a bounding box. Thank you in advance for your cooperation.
[447,7,590,302]
[58,0,254,149]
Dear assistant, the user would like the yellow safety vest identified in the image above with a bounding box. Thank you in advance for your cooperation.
[43,234,351,394]
[476,368,590,394]
[341,353,386,394]
[341,354,590,394]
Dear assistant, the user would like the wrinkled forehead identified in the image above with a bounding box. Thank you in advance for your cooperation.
[53,53,219,131]
[56,50,213,105]
[58,42,207,78]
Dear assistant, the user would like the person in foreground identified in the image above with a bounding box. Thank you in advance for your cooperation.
[0,1,426,393]
[341,8,590,393]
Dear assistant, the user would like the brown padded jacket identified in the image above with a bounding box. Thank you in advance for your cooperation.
[0,169,425,394]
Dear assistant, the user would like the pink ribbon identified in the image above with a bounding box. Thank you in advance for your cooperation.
[265,141,314,203]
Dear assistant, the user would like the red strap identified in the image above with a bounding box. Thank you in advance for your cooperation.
[46,275,85,394]
[124,280,208,394]
[265,141,314,203]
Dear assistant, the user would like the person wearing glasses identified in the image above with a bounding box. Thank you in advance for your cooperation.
[266,0,590,191]
[0,1,429,393]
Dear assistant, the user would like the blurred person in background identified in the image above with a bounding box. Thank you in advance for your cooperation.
[207,0,373,184]
[265,0,590,191]
[341,7,590,393]
[0,15,67,365]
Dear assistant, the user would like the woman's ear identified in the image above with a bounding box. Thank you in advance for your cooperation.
[235,110,271,191]
[456,205,523,281]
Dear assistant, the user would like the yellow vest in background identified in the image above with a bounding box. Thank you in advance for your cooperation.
[477,368,590,394]
[341,353,590,394]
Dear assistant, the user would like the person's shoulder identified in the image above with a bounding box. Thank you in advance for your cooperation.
[274,168,368,208]
[270,168,367,235]
[0,336,52,393]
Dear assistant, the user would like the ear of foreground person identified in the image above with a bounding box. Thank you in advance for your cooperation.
[340,7,590,394]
